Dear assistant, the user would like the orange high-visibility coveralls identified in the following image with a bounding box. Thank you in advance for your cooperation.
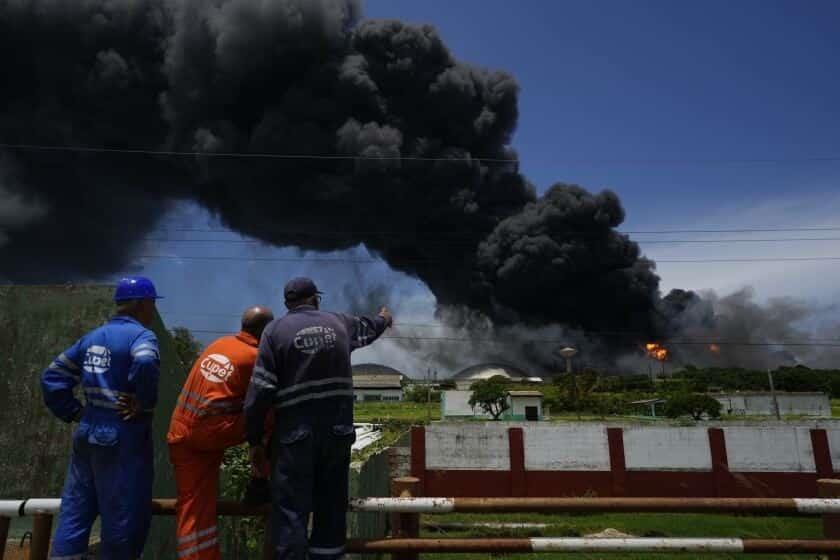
[167,331,260,560]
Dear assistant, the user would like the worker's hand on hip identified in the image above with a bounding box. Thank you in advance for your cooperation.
[116,395,141,421]
[249,445,270,479]
[378,306,393,327]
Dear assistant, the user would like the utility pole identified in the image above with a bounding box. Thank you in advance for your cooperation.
[767,369,781,420]
[556,347,579,420]
[426,367,432,423]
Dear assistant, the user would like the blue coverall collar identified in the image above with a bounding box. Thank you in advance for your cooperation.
[287,305,317,314]
[111,314,145,327]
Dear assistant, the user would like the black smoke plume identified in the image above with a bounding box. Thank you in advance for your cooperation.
[0,0,665,348]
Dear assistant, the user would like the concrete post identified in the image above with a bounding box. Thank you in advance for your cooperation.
[0,516,9,560]
[30,514,53,560]
[390,477,420,560]
[818,478,840,560]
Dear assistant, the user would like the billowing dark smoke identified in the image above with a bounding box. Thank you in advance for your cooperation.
[0,0,664,346]
[658,287,840,370]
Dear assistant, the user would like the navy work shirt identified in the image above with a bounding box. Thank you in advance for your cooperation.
[244,305,388,444]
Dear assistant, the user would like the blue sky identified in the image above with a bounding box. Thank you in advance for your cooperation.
[139,0,840,372]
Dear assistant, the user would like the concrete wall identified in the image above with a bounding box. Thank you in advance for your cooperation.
[715,393,831,416]
[522,424,610,471]
[441,390,491,418]
[623,426,711,471]
[411,421,840,498]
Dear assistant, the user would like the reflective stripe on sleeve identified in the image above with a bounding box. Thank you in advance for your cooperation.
[56,353,80,371]
[275,388,355,409]
[84,387,131,399]
[253,365,277,383]
[275,377,351,397]
[309,545,346,556]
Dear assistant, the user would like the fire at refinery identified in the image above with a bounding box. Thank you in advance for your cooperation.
[645,343,669,362]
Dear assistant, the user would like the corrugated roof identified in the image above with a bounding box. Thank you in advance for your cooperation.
[453,362,529,380]
[352,363,405,377]
[353,376,403,389]
[507,390,543,397]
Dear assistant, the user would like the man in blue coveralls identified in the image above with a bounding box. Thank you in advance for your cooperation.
[244,277,392,560]
[41,276,163,559]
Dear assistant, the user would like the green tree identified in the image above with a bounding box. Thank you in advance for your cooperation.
[171,326,202,372]
[405,384,441,403]
[468,376,510,420]
[663,392,722,421]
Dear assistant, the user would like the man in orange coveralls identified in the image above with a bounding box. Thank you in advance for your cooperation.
[168,306,274,560]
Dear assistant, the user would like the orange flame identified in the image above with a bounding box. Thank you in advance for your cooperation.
[709,344,721,353]
[645,343,668,362]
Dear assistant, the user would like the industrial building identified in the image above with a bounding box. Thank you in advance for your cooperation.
[450,362,541,390]
[712,391,831,417]
[351,363,405,402]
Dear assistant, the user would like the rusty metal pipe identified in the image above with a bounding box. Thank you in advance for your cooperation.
[6,497,840,517]
[349,497,840,515]
[345,538,840,554]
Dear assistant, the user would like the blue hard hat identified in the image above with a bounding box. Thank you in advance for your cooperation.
[114,276,163,302]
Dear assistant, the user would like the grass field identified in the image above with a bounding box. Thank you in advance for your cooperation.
[354,400,441,423]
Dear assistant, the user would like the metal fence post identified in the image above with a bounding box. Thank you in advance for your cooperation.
[30,514,53,560]
[262,516,273,560]
[390,477,420,560]
[819,479,840,560]
[0,516,9,560]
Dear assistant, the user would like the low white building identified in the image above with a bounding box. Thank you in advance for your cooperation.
[352,363,404,402]
[441,389,544,420]
[712,391,830,417]
[507,390,544,421]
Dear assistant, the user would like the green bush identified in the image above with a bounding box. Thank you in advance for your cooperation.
[663,392,722,421]
[404,384,441,403]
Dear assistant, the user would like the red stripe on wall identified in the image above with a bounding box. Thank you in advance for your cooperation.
[410,425,426,494]
[423,470,824,498]
[708,428,730,497]
[509,428,526,497]
[810,429,834,479]
[607,428,626,497]
[424,470,512,497]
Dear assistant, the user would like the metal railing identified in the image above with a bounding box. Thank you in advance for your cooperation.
[2,478,840,558]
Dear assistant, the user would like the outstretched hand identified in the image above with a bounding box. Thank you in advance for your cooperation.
[378,306,393,328]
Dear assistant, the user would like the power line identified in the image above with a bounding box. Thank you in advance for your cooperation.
[0,143,517,163]
[3,142,840,166]
[137,253,840,264]
[178,328,840,347]
[143,236,840,245]
[157,316,840,343]
[150,225,840,236]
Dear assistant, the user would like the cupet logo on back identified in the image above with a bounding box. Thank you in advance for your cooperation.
[83,345,111,375]
[200,353,235,384]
